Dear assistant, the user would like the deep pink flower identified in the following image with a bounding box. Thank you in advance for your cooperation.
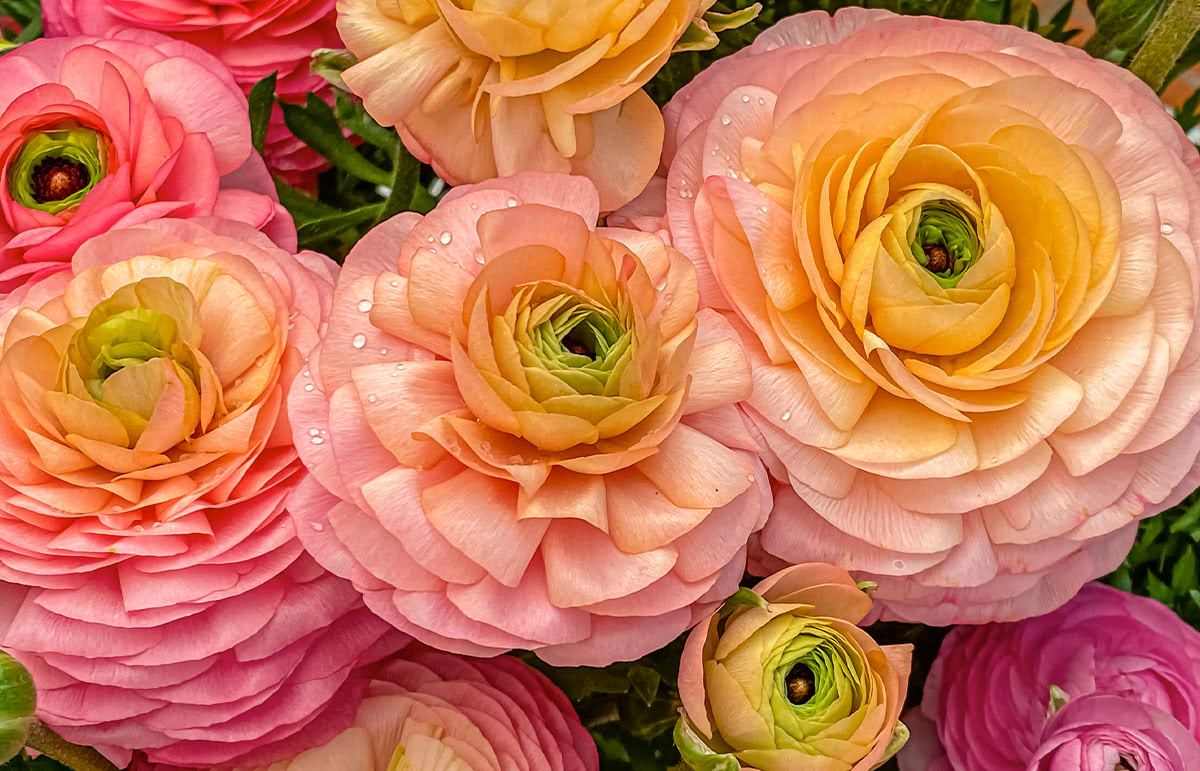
[0,33,294,294]
[901,583,1200,771]
[234,647,598,771]
[0,218,401,769]
[42,0,339,187]
[289,172,770,667]
[1028,695,1200,771]
[617,7,1200,624]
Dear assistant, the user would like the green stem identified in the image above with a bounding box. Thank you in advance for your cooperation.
[24,719,117,771]
[1130,0,1200,91]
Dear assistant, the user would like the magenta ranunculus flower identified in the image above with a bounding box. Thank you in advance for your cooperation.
[1027,695,1200,771]
[0,32,294,293]
[617,6,1200,624]
[289,171,771,667]
[42,0,339,187]
[234,647,598,771]
[0,218,404,769]
[900,583,1200,771]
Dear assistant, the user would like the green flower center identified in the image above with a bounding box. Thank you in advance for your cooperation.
[9,128,107,214]
[910,201,980,287]
[520,288,631,396]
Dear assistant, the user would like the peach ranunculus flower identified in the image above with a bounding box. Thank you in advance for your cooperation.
[676,563,912,771]
[239,647,598,771]
[336,0,726,211]
[616,8,1200,625]
[289,172,771,667]
[0,218,405,769]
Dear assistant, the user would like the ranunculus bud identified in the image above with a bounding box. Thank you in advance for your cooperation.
[677,564,912,771]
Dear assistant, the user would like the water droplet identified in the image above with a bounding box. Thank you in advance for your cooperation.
[367,394,378,404]
[304,383,314,392]
[134,524,145,532]
[426,234,436,243]
[474,253,485,264]
[439,231,453,245]
[803,38,812,45]
[395,362,406,370]
[151,522,163,529]
[759,205,769,214]
[741,94,751,103]
[389,279,399,288]
[757,97,765,105]
[254,355,266,367]
[302,370,310,378]
[720,114,732,126]
[358,299,373,312]
[470,203,478,210]
[892,559,905,570]
[480,441,492,452]
[506,198,518,207]
[311,436,325,445]
[351,333,367,349]
[309,428,321,437]
[1162,223,1175,235]
[781,411,791,421]
[678,186,694,200]
[380,348,388,355]
[310,521,325,532]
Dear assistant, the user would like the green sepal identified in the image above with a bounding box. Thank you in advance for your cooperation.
[674,716,740,771]
[8,128,106,214]
[674,4,761,53]
[871,720,910,770]
[717,587,768,619]
[0,651,36,765]
[310,48,357,91]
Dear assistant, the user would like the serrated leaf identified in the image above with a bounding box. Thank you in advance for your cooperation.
[281,94,391,186]
[248,73,276,155]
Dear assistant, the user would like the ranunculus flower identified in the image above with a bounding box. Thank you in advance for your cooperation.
[622,6,1200,624]
[676,563,911,771]
[237,647,598,771]
[901,583,1200,771]
[0,33,294,293]
[0,218,403,769]
[42,0,339,187]
[1028,695,1200,771]
[290,172,770,666]
[335,0,719,211]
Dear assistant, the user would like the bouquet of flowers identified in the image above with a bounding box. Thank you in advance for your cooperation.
[0,0,1197,769]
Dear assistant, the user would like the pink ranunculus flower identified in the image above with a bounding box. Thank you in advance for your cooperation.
[1028,695,1200,771]
[618,6,1200,624]
[42,0,339,187]
[236,647,598,771]
[0,32,295,294]
[0,217,404,769]
[290,172,771,667]
[899,583,1200,771]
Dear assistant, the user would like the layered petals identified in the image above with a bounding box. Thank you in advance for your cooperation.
[620,7,1200,623]
[290,173,770,666]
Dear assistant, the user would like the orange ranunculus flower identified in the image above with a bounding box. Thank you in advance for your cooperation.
[336,0,722,210]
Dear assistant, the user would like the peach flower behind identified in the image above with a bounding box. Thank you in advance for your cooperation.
[289,172,770,666]
[335,0,716,210]
[0,218,403,769]
[240,647,597,771]
[621,8,1200,624]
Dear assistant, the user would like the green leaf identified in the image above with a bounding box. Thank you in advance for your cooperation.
[274,179,342,220]
[334,91,398,151]
[280,94,391,186]
[1172,546,1197,595]
[717,587,767,618]
[248,73,277,156]
[627,666,662,708]
[1085,0,1167,61]
[376,140,421,224]
[310,48,356,91]
[295,204,382,241]
[0,751,71,771]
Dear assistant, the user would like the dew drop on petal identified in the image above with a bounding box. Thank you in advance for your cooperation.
[781,411,791,421]
[427,235,436,243]
[358,299,373,313]
[439,231,453,245]
[311,436,325,445]
[506,198,518,207]
[893,559,905,570]
[396,362,405,370]
[352,333,367,349]
[309,428,321,437]
[721,114,732,125]
[380,348,388,355]
[741,94,751,103]
[310,521,325,532]
[304,383,314,391]
[367,394,378,404]
[1162,223,1175,235]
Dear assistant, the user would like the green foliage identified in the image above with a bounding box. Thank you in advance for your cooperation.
[1107,493,1200,627]
[0,752,69,771]
[0,0,41,47]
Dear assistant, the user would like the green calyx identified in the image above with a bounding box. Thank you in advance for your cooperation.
[9,128,107,214]
[909,202,980,288]
[0,650,35,765]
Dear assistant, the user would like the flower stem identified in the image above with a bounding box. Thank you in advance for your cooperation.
[24,719,118,771]
[1130,0,1200,91]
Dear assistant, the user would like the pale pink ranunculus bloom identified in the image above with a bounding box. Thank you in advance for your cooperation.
[618,7,1200,624]
[0,218,405,769]
[899,583,1200,771]
[0,33,295,294]
[237,647,598,771]
[42,0,339,187]
[289,172,771,667]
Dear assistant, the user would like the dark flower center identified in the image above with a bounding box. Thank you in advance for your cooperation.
[785,663,816,705]
[922,243,952,273]
[30,157,90,204]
